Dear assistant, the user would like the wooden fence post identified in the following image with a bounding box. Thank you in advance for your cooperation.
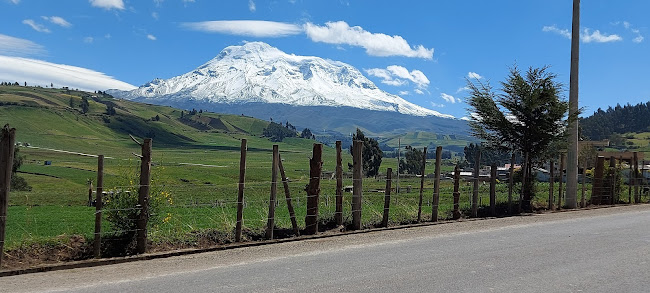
[0,125,16,268]
[235,139,247,242]
[87,181,93,207]
[352,141,363,230]
[335,141,343,226]
[417,147,427,222]
[381,168,392,228]
[266,145,279,239]
[549,160,554,210]
[136,138,152,254]
[592,156,605,205]
[628,156,633,204]
[94,155,104,258]
[581,157,587,208]
[472,149,481,217]
[452,165,461,219]
[305,143,323,234]
[633,152,639,203]
[490,163,497,216]
[508,153,515,214]
[432,146,442,222]
[609,156,616,205]
[520,152,529,213]
[558,154,565,209]
[278,154,299,236]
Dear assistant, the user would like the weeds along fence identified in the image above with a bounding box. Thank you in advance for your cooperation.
[1,127,649,264]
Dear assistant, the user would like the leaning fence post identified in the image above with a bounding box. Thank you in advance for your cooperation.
[472,149,481,217]
[352,141,363,230]
[278,154,299,236]
[266,145,279,239]
[453,165,461,219]
[335,141,343,226]
[93,155,104,258]
[549,160,555,210]
[0,125,16,268]
[136,138,152,254]
[235,139,247,242]
[305,143,323,235]
[381,168,392,228]
[490,163,497,216]
[417,147,427,222]
[432,146,442,222]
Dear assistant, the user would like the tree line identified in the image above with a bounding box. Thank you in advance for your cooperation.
[580,102,650,140]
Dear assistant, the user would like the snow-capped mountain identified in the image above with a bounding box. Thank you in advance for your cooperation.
[111,42,452,119]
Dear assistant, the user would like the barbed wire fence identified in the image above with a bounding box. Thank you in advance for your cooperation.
[1,131,649,265]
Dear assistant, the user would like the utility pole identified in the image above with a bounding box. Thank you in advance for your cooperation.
[565,0,580,208]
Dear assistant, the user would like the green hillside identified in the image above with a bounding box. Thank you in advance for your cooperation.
[0,85,481,255]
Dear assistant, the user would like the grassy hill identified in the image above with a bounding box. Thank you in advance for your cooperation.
[0,85,481,255]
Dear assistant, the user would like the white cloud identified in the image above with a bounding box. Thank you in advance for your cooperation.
[84,37,94,43]
[467,72,482,80]
[41,16,72,28]
[543,25,622,43]
[22,19,50,33]
[147,34,157,41]
[152,12,159,20]
[89,0,125,10]
[617,21,644,43]
[0,56,136,91]
[543,25,570,39]
[304,21,433,59]
[398,90,410,96]
[0,34,46,57]
[248,0,256,12]
[440,93,459,104]
[365,65,429,90]
[581,28,622,43]
[456,86,470,93]
[9,0,20,4]
[387,65,429,88]
[431,102,445,108]
[181,20,302,37]
[104,34,112,39]
[153,0,163,6]
[414,89,424,95]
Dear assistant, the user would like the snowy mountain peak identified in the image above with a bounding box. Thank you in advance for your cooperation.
[111,42,454,119]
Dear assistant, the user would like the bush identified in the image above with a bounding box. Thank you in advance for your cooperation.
[103,186,172,239]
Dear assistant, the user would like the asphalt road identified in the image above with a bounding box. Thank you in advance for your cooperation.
[3,205,650,293]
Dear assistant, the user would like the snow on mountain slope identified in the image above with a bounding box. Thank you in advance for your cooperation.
[112,42,453,119]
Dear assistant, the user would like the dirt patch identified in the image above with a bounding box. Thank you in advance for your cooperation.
[2,235,91,270]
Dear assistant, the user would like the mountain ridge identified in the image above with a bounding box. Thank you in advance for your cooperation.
[110,42,453,118]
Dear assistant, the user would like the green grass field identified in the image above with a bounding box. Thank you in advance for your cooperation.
[1,85,646,254]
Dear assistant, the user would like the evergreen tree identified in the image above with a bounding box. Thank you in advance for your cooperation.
[399,145,424,175]
[300,128,314,139]
[80,97,90,113]
[349,128,383,177]
[466,66,570,211]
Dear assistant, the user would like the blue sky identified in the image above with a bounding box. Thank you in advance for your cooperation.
[0,0,648,119]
